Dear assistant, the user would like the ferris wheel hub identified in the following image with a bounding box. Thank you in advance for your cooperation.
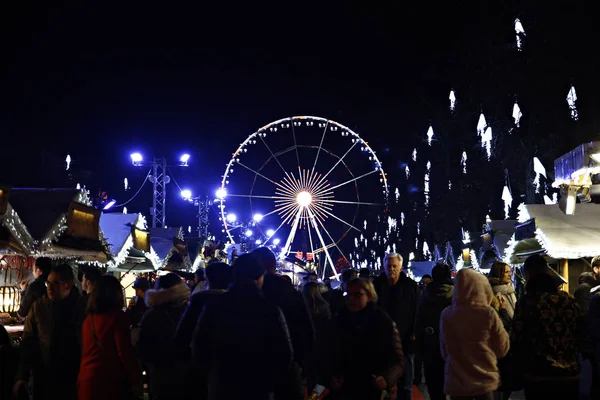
[296,191,313,207]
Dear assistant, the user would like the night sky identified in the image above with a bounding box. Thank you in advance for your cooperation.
[1,3,598,258]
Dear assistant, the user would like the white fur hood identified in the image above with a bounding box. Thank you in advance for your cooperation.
[145,282,190,307]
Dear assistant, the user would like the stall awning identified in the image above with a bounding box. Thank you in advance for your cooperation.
[518,203,600,259]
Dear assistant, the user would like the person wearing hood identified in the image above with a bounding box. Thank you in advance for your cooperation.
[137,273,191,400]
[415,264,453,400]
[440,268,509,400]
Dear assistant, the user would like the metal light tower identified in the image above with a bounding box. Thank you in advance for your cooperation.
[150,158,169,229]
[180,191,212,239]
[131,153,190,229]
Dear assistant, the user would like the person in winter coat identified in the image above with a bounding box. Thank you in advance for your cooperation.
[14,264,81,400]
[511,255,581,400]
[137,273,191,400]
[252,246,314,400]
[440,268,510,400]
[0,324,18,400]
[78,275,140,400]
[488,261,517,319]
[192,253,293,400]
[415,264,454,400]
[373,253,418,400]
[573,257,600,400]
[589,293,600,398]
[328,278,404,400]
[302,281,332,391]
[17,257,51,319]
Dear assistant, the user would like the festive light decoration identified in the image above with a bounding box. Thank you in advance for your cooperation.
[477,113,487,137]
[423,241,430,260]
[482,127,493,160]
[405,166,410,179]
[65,154,72,171]
[417,222,420,235]
[123,207,128,214]
[449,90,456,112]
[400,212,405,226]
[512,102,522,127]
[567,85,578,121]
[448,180,452,190]
[515,18,525,50]
[533,157,547,193]
[502,186,512,219]
[76,183,81,190]
[426,125,434,146]
[395,188,400,203]
[461,151,468,174]
[124,178,129,191]
[424,170,430,206]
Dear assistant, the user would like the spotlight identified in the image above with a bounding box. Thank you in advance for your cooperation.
[266,229,275,237]
[245,229,253,237]
[103,199,117,211]
[253,213,263,222]
[216,188,227,200]
[180,189,192,200]
[226,213,237,223]
[130,153,143,166]
[273,238,281,245]
[180,154,190,166]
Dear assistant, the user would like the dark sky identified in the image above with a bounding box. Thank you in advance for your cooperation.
[1,2,598,251]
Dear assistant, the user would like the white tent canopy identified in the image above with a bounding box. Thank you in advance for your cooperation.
[518,203,600,259]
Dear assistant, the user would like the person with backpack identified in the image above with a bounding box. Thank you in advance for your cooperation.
[415,264,453,400]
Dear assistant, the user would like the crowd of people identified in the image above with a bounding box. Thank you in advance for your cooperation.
[1,250,600,400]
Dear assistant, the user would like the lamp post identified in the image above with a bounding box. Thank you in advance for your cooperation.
[181,189,212,239]
[130,152,190,228]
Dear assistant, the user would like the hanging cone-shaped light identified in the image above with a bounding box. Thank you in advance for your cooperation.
[512,102,522,127]
[449,90,456,112]
[567,85,579,121]
[426,125,434,146]
[477,113,487,136]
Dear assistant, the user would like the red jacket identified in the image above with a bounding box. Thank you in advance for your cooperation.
[78,310,139,400]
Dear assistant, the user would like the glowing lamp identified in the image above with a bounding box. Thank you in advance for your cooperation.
[0,286,21,313]
[273,238,281,245]
[226,213,237,223]
[266,229,275,237]
[253,213,263,222]
[130,153,143,166]
[245,229,253,237]
[103,199,117,211]
[181,189,192,200]
[216,188,227,200]
[180,154,190,166]
[297,191,312,207]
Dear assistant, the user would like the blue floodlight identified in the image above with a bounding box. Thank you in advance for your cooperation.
[255,239,262,245]
[130,153,143,166]
[226,213,237,223]
[245,229,253,237]
[180,154,190,166]
[266,229,275,237]
[181,189,192,200]
[216,188,227,200]
[273,238,281,245]
[253,213,263,222]
[103,199,117,211]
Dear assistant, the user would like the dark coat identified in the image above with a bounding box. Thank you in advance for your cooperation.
[17,275,47,319]
[590,293,600,361]
[175,288,226,358]
[137,283,191,400]
[262,274,315,366]
[415,280,453,363]
[192,280,293,400]
[328,302,404,400]
[511,273,581,381]
[17,289,81,400]
[373,272,418,354]
[574,272,600,315]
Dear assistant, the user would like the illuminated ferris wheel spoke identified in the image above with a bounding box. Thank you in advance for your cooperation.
[322,199,381,206]
[237,162,279,185]
[259,135,288,174]
[227,194,285,200]
[327,169,379,192]
[313,215,346,279]
[321,141,359,182]
[312,121,329,171]
[262,205,300,246]
[281,208,302,257]
[314,205,362,232]
[291,123,301,167]
[307,207,336,279]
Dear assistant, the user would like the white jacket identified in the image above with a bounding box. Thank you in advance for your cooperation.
[440,269,510,397]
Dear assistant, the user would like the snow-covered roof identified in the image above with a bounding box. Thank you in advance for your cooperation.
[100,213,138,256]
[518,203,600,259]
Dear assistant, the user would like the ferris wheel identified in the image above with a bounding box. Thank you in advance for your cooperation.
[216,116,389,278]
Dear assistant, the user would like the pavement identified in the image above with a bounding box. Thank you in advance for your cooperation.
[413,384,526,399]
